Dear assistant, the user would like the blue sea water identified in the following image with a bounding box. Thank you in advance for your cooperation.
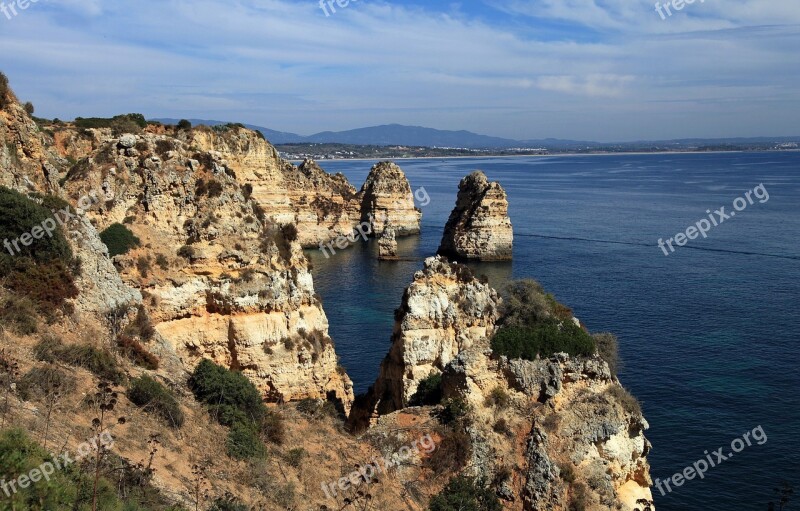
[305,152,800,511]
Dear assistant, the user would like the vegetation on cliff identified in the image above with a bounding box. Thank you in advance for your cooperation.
[189,360,284,459]
[491,279,595,360]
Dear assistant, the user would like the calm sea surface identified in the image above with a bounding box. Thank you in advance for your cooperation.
[305,152,800,510]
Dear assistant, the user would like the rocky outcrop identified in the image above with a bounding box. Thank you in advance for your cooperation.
[351,256,501,425]
[359,161,421,236]
[377,227,398,260]
[443,351,654,510]
[352,254,653,510]
[58,128,354,412]
[0,88,141,317]
[438,170,513,261]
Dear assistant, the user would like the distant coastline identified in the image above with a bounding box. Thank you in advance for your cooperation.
[282,148,800,163]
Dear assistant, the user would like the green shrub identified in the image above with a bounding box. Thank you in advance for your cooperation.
[189,359,265,423]
[226,422,266,460]
[100,223,140,257]
[189,359,283,453]
[74,113,147,131]
[177,119,192,130]
[409,372,443,406]
[128,375,184,428]
[0,186,73,263]
[23,101,34,116]
[436,397,471,426]
[491,318,595,361]
[429,476,501,511]
[0,428,176,510]
[209,496,247,511]
[593,332,620,376]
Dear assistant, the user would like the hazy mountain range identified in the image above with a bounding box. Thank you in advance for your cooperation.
[152,118,799,150]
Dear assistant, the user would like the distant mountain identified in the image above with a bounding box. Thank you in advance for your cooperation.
[150,119,574,148]
[150,118,798,150]
[303,124,525,148]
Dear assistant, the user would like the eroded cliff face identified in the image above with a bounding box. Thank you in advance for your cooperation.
[0,88,63,192]
[438,170,513,261]
[57,127,354,411]
[0,88,142,317]
[353,256,654,510]
[359,161,421,236]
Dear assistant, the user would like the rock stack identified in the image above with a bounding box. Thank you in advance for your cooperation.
[359,161,421,236]
[377,227,398,260]
[438,170,513,261]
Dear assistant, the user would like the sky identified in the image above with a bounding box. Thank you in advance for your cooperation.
[0,0,798,142]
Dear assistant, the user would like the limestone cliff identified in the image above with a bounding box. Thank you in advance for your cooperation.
[438,170,513,261]
[352,256,654,510]
[359,161,421,236]
[57,127,354,411]
[0,84,142,316]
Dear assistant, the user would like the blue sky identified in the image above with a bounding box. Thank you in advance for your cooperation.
[0,0,798,141]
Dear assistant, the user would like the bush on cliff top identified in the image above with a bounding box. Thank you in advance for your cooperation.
[491,319,595,361]
[493,279,596,361]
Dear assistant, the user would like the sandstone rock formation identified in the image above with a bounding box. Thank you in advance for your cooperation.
[351,255,502,423]
[377,227,398,260]
[438,170,513,261]
[56,127,354,411]
[352,255,654,510]
[359,161,421,236]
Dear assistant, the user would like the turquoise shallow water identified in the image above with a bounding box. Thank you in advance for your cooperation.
[305,152,800,510]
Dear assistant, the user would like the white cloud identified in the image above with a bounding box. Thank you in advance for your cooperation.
[0,0,796,140]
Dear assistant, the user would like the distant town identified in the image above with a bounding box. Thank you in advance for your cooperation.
[277,141,799,160]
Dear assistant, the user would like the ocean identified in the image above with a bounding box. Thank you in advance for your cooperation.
[305,152,800,510]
